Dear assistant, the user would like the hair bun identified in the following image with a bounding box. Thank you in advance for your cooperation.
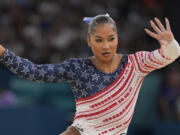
[105,13,110,17]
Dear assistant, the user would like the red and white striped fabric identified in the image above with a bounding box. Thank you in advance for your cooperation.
[72,41,180,135]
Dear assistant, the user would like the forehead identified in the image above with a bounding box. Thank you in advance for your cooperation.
[91,24,117,38]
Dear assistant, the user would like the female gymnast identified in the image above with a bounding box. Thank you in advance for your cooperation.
[0,14,180,135]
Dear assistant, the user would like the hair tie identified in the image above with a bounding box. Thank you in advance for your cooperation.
[83,13,110,24]
[83,17,94,24]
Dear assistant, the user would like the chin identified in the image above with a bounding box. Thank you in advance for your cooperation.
[101,56,113,63]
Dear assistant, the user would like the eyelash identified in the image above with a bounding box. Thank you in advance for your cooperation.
[109,37,115,41]
[95,38,115,43]
[96,39,102,42]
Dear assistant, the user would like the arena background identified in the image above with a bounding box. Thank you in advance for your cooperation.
[0,0,180,135]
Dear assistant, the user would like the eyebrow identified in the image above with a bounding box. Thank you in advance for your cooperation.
[94,34,115,38]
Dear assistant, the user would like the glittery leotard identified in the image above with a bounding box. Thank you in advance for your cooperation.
[0,43,179,135]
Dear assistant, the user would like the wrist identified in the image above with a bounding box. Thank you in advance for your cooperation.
[161,39,180,59]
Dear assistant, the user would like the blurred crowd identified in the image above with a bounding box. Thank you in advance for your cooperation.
[0,0,166,64]
[0,84,17,107]
[0,0,180,125]
[158,65,180,122]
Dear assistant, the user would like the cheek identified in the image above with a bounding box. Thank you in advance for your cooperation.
[91,45,101,54]
[90,45,103,57]
[111,40,118,50]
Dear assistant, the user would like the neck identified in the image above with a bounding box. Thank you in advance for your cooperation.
[91,54,122,73]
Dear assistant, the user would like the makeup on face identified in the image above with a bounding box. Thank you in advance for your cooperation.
[87,24,118,63]
[93,34,116,57]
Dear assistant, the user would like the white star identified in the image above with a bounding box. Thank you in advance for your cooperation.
[81,71,88,79]
[74,62,81,70]
[58,66,65,72]
[81,90,88,97]
[29,74,35,80]
[48,66,53,71]
[92,74,99,81]
[86,81,93,90]
[38,69,47,77]
[103,75,110,81]
[99,83,105,90]
[30,64,37,71]
[46,74,56,82]
[22,65,30,75]
[7,58,14,65]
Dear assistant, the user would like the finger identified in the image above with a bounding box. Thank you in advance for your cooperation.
[144,28,159,39]
[154,17,166,32]
[165,17,171,32]
[150,20,161,34]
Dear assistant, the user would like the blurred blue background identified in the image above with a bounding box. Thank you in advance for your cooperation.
[0,0,180,135]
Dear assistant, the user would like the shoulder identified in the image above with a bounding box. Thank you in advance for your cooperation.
[62,57,90,69]
[65,57,89,64]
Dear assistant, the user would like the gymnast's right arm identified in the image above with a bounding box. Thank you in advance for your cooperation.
[0,45,74,83]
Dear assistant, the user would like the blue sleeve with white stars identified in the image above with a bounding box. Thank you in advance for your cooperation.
[0,49,75,83]
[0,49,129,100]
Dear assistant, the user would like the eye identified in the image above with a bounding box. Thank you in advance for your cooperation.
[95,39,102,42]
[109,37,115,42]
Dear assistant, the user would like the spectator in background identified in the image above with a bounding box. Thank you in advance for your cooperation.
[0,84,17,107]
[174,68,180,121]
[0,0,166,64]
[159,66,180,122]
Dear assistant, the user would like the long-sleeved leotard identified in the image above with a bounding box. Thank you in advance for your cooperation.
[0,39,180,135]
[0,49,128,100]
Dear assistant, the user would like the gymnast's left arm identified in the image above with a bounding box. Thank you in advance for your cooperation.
[145,17,180,60]
[129,17,180,76]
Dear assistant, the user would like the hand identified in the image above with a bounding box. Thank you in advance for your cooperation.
[145,17,174,47]
[0,45,5,56]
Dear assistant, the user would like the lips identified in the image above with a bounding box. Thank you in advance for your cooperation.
[102,52,111,57]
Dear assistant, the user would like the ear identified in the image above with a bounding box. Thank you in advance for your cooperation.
[87,35,91,48]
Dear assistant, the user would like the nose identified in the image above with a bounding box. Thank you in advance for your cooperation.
[103,41,110,49]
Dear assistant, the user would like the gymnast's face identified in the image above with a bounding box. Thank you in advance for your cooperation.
[87,24,118,63]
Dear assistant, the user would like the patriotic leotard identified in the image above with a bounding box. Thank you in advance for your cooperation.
[0,40,180,135]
